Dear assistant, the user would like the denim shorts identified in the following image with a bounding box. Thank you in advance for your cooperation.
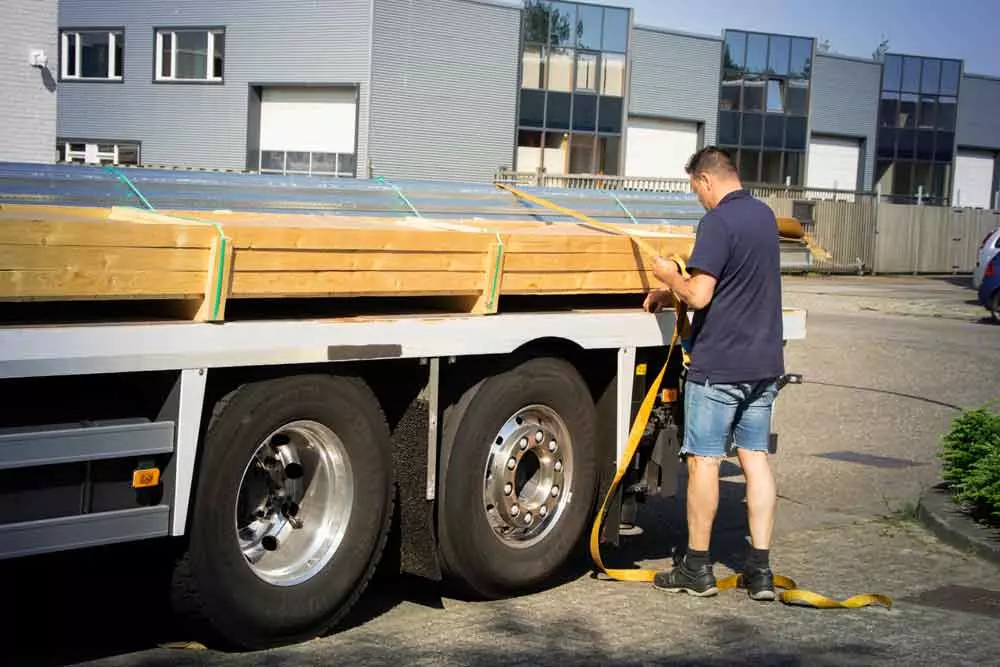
[681,379,779,458]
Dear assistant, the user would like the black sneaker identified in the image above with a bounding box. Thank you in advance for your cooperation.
[743,566,775,601]
[653,559,719,597]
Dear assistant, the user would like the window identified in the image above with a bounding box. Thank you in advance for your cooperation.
[260,150,356,178]
[718,31,813,185]
[155,28,224,82]
[724,31,746,70]
[522,45,546,89]
[601,53,625,97]
[516,2,630,176]
[876,53,963,203]
[60,29,123,80]
[575,52,598,92]
[57,139,139,165]
[766,80,784,113]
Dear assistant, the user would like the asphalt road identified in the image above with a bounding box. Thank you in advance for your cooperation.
[8,276,1000,667]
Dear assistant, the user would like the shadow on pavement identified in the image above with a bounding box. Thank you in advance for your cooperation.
[6,473,763,666]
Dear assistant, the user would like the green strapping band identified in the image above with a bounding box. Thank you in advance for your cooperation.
[375,175,422,218]
[486,232,504,312]
[106,166,228,321]
[610,191,639,224]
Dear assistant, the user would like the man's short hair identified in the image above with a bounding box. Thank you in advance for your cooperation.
[685,146,738,178]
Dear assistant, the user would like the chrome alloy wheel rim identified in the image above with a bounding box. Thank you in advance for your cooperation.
[482,404,573,548]
[235,420,354,586]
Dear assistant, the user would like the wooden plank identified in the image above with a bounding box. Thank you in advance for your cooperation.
[0,220,215,249]
[0,270,205,299]
[232,249,486,272]
[231,271,485,298]
[0,246,210,272]
[503,270,660,293]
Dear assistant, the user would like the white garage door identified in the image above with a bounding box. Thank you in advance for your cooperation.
[807,135,860,191]
[953,151,996,209]
[624,118,699,179]
[259,86,357,177]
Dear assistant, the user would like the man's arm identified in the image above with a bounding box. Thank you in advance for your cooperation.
[649,214,727,310]
[651,260,717,310]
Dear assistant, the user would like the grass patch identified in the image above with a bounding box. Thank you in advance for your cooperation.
[939,403,1000,526]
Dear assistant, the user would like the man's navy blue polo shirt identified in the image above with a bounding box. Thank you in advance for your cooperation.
[683,189,785,384]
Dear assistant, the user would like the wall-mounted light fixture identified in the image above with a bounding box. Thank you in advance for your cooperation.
[29,49,49,68]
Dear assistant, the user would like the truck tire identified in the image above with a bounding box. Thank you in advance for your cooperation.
[437,357,598,598]
[171,374,393,650]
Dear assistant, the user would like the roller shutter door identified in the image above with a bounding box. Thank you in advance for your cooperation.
[953,151,995,209]
[624,118,699,179]
[806,135,860,191]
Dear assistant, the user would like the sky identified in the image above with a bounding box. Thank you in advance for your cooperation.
[598,0,1000,76]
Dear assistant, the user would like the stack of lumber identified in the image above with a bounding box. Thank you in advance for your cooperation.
[0,162,809,322]
[0,202,697,321]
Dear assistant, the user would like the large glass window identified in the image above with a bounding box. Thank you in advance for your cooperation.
[718,30,812,184]
[516,2,630,175]
[876,53,963,203]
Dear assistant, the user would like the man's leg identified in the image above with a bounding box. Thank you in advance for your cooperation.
[654,380,737,597]
[732,380,780,600]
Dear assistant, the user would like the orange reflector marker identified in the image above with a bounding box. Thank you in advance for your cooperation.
[132,468,161,489]
[660,388,679,403]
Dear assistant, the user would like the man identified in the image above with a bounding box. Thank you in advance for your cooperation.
[644,146,784,601]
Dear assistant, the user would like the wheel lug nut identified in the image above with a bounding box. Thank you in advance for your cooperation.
[504,482,513,495]
[551,486,560,498]
[554,461,563,472]
[507,457,517,470]
[548,440,557,452]
[535,430,544,443]
[539,506,548,517]
[519,437,528,450]
[524,513,533,525]
[510,504,519,516]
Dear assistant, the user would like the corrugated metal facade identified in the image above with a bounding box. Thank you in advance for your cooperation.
[57,0,372,171]
[628,27,721,147]
[0,0,58,163]
[368,0,520,181]
[957,75,1000,150]
[810,54,881,190]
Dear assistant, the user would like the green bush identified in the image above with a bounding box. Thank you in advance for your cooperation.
[939,405,1000,522]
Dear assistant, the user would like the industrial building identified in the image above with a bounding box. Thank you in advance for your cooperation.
[12,0,1000,207]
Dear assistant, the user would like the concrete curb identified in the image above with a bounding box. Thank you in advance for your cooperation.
[918,484,1000,566]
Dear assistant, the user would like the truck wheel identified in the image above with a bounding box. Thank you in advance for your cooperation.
[438,357,598,598]
[172,374,393,650]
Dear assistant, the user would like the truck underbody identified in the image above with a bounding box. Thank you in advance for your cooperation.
[0,306,805,648]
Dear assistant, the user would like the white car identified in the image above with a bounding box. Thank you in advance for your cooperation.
[974,226,1000,289]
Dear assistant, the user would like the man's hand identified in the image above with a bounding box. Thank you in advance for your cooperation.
[643,289,673,313]
[652,256,681,286]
